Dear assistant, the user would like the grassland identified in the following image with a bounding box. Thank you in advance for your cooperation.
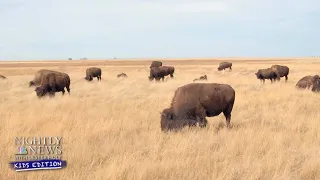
[1,58,320,180]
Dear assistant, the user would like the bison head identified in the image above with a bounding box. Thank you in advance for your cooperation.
[35,86,55,98]
[160,108,188,132]
[29,81,35,87]
[34,86,47,98]
[148,76,154,81]
[160,108,174,132]
[84,76,93,81]
[217,67,222,71]
[255,72,261,79]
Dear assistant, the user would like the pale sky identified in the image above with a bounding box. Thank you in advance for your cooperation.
[0,0,319,60]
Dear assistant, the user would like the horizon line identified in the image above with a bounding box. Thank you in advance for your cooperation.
[1,56,320,62]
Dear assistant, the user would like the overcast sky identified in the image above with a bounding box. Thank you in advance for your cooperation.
[0,0,319,60]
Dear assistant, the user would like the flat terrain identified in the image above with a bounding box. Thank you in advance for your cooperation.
[1,58,320,180]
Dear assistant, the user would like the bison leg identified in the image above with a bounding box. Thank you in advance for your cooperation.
[66,86,70,94]
[285,75,288,82]
[198,118,208,128]
[262,79,265,83]
[195,106,208,128]
[229,67,232,71]
[170,74,174,78]
[48,91,55,98]
[162,77,165,82]
[62,89,65,95]
[223,105,233,129]
[188,119,197,128]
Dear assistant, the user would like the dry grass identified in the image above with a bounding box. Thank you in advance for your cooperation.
[1,58,320,180]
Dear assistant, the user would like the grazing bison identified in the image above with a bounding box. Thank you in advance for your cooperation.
[193,75,207,82]
[218,62,232,71]
[296,75,320,89]
[150,61,162,68]
[255,68,277,83]
[84,67,102,81]
[160,83,235,132]
[29,69,67,87]
[0,74,6,79]
[149,66,175,82]
[34,72,71,98]
[117,73,128,78]
[271,65,289,82]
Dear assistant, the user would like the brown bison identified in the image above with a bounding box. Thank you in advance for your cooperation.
[217,62,232,71]
[150,61,162,68]
[34,72,71,98]
[117,73,128,78]
[255,68,277,83]
[149,66,175,82]
[0,74,6,79]
[271,65,289,82]
[29,69,67,87]
[296,75,320,89]
[160,83,235,132]
[84,67,102,81]
[193,75,207,82]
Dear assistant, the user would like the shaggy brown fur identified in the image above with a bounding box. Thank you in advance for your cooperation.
[160,83,235,132]
[149,61,162,68]
[217,62,232,71]
[296,75,320,89]
[271,65,290,82]
[255,68,278,83]
[85,67,102,81]
[35,73,71,98]
[149,66,175,82]
[29,69,66,87]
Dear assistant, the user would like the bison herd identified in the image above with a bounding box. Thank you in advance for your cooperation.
[0,60,319,132]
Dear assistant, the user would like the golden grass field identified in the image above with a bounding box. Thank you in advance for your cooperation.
[1,58,320,180]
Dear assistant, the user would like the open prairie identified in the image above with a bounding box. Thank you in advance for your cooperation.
[1,58,320,180]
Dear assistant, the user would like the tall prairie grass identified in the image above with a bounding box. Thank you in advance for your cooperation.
[1,59,320,180]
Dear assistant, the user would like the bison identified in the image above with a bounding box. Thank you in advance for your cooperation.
[296,75,320,89]
[271,65,289,82]
[149,66,175,82]
[217,62,232,71]
[193,75,207,82]
[29,69,68,87]
[150,61,162,68]
[160,83,235,132]
[34,72,71,98]
[255,68,277,83]
[117,73,128,78]
[84,67,102,81]
[0,74,6,79]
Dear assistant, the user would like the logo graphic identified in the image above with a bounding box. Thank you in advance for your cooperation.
[16,146,28,155]
[10,137,67,172]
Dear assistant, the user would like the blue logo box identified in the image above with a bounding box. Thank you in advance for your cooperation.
[10,159,67,172]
